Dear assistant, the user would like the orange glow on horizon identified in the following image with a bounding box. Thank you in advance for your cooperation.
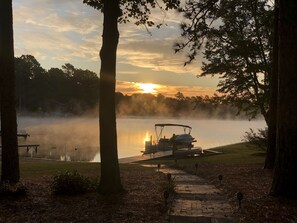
[116,80,216,97]
[137,83,159,94]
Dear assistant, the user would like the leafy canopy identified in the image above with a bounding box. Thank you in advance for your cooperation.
[83,0,180,28]
[175,0,274,121]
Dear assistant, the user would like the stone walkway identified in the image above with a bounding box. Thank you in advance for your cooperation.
[159,168,236,223]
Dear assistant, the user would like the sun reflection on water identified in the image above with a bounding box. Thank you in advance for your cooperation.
[144,132,151,144]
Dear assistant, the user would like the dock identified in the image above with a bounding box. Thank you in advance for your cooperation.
[119,150,172,163]
[119,147,203,164]
[0,144,40,154]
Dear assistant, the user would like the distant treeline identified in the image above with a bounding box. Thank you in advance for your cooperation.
[15,55,242,118]
[15,55,99,114]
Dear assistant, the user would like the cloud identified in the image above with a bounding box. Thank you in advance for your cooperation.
[14,1,101,34]
[13,0,101,68]
[118,38,202,75]
[12,0,217,95]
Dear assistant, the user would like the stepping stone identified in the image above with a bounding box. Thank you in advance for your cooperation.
[169,215,235,223]
[159,167,236,223]
[171,199,233,218]
[175,184,221,195]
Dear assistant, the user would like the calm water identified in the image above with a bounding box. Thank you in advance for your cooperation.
[17,117,266,161]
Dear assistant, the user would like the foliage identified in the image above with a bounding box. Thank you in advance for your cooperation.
[15,55,99,114]
[51,170,97,195]
[175,0,274,122]
[117,92,240,118]
[162,174,176,195]
[242,128,267,150]
[15,55,243,118]
[0,181,27,197]
[83,0,180,29]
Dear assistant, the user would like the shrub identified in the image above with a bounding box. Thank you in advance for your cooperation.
[51,170,96,195]
[162,174,176,207]
[0,181,27,197]
[242,128,267,150]
[164,177,176,195]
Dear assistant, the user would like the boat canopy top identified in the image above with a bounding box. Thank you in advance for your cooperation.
[154,123,192,140]
[155,123,192,129]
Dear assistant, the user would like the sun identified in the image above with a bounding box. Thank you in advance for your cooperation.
[137,83,159,94]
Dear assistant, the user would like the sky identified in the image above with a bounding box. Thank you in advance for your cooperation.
[13,0,219,97]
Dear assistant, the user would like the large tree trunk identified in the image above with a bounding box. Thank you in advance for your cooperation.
[264,1,279,169]
[98,0,123,194]
[271,0,297,197]
[0,0,20,183]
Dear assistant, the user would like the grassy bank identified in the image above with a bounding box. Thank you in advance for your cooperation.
[18,159,150,178]
[140,142,266,166]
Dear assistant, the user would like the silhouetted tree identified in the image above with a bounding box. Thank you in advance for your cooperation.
[271,0,297,197]
[0,0,20,183]
[83,0,180,194]
[97,0,123,193]
[15,56,99,114]
[175,0,273,122]
[265,0,279,169]
[15,55,47,112]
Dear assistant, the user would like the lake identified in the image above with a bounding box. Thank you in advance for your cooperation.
[17,117,266,161]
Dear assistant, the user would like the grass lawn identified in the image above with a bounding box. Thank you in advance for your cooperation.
[18,159,155,178]
[140,142,266,166]
[19,159,100,178]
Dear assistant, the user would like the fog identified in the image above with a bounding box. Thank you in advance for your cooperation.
[18,117,99,161]
[15,116,266,162]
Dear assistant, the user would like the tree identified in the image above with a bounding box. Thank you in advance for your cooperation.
[265,0,279,169]
[270,0,297,197]
[175,0,274,123]
[83,0,180,193]
[175,0,281,170]
[15,55,47,112]
[15,57,100,114]
[0,0,20,183]
[96,0,123,193]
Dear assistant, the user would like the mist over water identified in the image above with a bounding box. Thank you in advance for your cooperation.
[18,117,99,161]
[16,117,266,162]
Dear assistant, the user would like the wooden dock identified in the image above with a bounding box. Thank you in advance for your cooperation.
[0,144,40,153]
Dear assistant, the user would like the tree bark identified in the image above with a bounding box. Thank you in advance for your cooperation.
[98,0,123,193]
[265,1,279,169]
[271,0,297,197]
[0,0,20,183]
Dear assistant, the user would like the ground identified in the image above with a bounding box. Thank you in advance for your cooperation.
[181,163,297,223]
[151,143,297,223]
[140,143,297,223]
[1,143,297,223]
[0,161,168,223]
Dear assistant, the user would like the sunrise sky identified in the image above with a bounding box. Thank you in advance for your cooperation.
[13,0,219,97]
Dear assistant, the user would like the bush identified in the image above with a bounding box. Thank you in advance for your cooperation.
[51,170,96,195]
[163,173,176,195]
[0,181,27,197]
[242,128,267,150]
[162,173,176,207]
